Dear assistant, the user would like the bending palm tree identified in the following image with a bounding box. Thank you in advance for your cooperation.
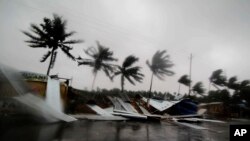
[77,41,117,90]
[112,55,144,93]
[209,69,227,90]
[192,82,205,95]
[146,50,174,106]
[241,80,250,87]
[227,76,240,91]
[178,74,191,94]
[23,14,82,75]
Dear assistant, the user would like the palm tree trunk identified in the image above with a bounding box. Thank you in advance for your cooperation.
[149,73,154,93]
[208,81,211,93]
[91,72,97,90]
[121,75,124,93]
[147,72,154,107]
[178,83,181,94]
[188,85,191,96]
[46,49,55,75]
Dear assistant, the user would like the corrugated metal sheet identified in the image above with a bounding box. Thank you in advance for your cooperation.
[142,97,180,112]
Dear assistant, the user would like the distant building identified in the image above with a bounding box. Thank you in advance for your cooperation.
[20,71,69,111]
[198,102,226,118]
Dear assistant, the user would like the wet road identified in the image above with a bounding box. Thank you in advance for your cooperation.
[1,119,248,141]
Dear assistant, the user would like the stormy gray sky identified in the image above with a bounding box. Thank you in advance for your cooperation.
[1,0,250,94]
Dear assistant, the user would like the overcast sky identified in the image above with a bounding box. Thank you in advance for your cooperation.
[1,0,250,94]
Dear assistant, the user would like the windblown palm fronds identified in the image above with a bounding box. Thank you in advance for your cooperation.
[112,55,144,93]
[23,14,82,75]
[77,41,117,89]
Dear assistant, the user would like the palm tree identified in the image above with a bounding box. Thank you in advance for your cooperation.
[23,14,82,75]
[209,69,227,90]
[178,74,191,94]
[146,50,174,106]
[240,80,250,87]
[77,41,117,90]
[112,55,144,93]
[227,76,240,93]
[239,80,250,103]
[192,82,205,95]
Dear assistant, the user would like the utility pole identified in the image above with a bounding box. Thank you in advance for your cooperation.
[188,53,193,96]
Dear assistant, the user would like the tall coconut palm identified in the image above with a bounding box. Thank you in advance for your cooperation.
[146,50,174,106]
[23,14,82,75]
[112,55,144,93]
[178,74,191,94]
[77,41,117,90]
[192,82,205,95]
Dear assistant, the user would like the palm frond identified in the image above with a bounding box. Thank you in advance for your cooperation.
[22,31,41,41]
[125,66,140,74]
[155,73,165,80]
[114,71,122,75]
[84,47,97,58]
[63,39,83,44]
[41,17,52,35]
[61,44,73,50]
[228,76,237,84]
[77,59,95,66]
[178,74,191,86]
[96,41,117,61]
[131,76,143,83]
[30,24,47,39]
[29,44,47,48]
[64,31,76,38]
[241,80,250,87]
[124,75,135,85]
[76,56,82,60]
[124,66,144,83]
[146,60,152,70]
[102,63,116,73]
[210,69,227,86]
[111,71,122,80]
[102,63,116,79]
[192,82,205,95]
[130,72,144,83]
[24,40,47,48]
[40,51,52,62]
[60,45,75,60]
[123,55,138,68]
[160,69,175,75]
[147,50,174,80]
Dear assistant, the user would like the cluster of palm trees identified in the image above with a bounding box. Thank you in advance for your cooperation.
[177,74,205,96]
[209,69,250,94]
[22,14,175,96]
[178,68,250,98]
[197,69,250,105]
